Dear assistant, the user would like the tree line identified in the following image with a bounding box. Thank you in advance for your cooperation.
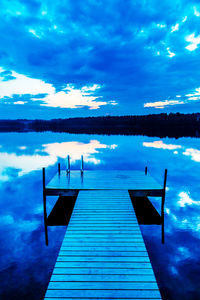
[0,112,200,138]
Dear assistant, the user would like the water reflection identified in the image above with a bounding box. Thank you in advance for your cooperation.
[0,133,200,299]
[0,136,117,180]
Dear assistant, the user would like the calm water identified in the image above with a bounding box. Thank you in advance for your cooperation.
[0,132,200,300]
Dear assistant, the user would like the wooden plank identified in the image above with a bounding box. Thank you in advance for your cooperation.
[59,251,149,257]
[61,240,145,245]
[52,268,155,275]
[45,289,161,298]
[45,298,161,300]
[60,246,147,251]
[48,281,159,289]
[55,261,152,268]
[57,256,150,262]
[50,274,156,282]
[44,190,162,300]
[46,170,162,191]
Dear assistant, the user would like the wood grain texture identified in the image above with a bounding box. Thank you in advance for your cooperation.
[44,190,162,299]
[46,170,162,192]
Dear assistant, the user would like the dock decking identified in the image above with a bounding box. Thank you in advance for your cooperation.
[45,170,163,196]
[44,189,162,299]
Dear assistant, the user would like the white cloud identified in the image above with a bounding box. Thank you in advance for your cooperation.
[185,33,200,51]
[0,67,54,98]
[171,23,179,33]
[43,140,117,164]
[144,99,183,108]
[157,24,166,28]
[143,140,182,150]
[178,191,200,207]
[13,101,25,105]
[0,140,117,180]
[183,148,200,162]
[167,47,176,57]
[0,67,117,109]
[187,96,200,101]
[194,6,200,17]
[39,84,113,110]
[186,87,200,99]
[182,16,187,22]
[145,88,200,109]
[28,29,41,39]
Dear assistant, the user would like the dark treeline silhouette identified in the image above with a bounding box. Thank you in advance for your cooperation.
[1,113,200,138]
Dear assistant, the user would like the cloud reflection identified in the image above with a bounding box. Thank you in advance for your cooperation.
[143,140,182,150]
[183,148,200,162]
[143,140,200,164]
[43,140,117,164]
[0,140,117,180]
[178,191,200,207]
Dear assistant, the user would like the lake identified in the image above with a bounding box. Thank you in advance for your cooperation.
[0,132,200,300]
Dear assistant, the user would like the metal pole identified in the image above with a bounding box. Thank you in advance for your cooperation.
[81,155,84,174]
[43,168,48,246]
[67,155,70,174]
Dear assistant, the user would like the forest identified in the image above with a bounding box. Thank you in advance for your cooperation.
[0,113,200,138]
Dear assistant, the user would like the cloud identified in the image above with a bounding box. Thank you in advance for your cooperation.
[144,100,184,108]
[143,140,200,164]
[185,33,200,51]
[0,68,54,98]
[143,140,182,150]
[171,23,179,33]
[1,0,200,117]
[183,148,200,162]
[0,139,117,180]
[43,140,117,164]
[39,84,117,109]
[0,68,116,109]
[178,191,200,207]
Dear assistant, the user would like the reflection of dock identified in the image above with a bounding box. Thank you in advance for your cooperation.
[43,166,167,300]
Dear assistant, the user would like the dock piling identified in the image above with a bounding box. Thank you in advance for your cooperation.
[161,169,167,244]
[58,163,60,176]
[145,166,148,175]
[43,167,48,246]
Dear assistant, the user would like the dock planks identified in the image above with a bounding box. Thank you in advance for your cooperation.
[44,190,161,299]
[46,170,162,194]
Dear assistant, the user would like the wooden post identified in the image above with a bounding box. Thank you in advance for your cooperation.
[67,155,70,174]
[43,168,48,246]
[161,169,167,244]
[145,166,147,175]
[58,163,60,176]
[81,155,84,174]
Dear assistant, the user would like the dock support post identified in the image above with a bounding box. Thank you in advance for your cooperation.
[145,166,147,175]
[67,155,70,174]
[58,163,60,176]
[81,155,84,174]
[161,169,167,244]
[43,168,48,246]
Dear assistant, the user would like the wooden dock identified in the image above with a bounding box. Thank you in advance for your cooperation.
[44,179,164,299]
[43,168,167,299]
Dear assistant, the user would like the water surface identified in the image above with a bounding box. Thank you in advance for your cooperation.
[0,132,200,299]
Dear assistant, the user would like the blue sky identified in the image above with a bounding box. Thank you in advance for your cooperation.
[0,0,200,119]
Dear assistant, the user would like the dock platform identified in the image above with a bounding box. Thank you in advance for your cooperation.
[43,169,166,299]
[45,170,163,195]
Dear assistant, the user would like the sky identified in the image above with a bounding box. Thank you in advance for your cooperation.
[0,0,200,119]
